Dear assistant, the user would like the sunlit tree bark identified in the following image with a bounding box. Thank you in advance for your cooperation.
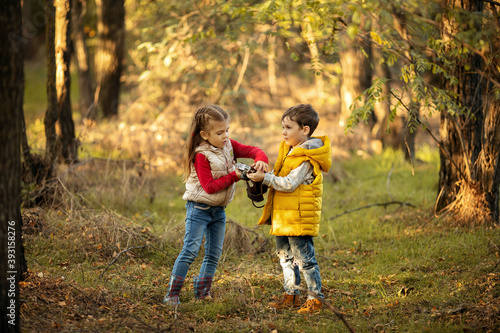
[437,0,500,223]
[1,1,25,331]
[339,31,374,150]
[302,22,325,99]
[95,0,125,117]
[44,0,77,164]
[339,34,372,122]
[267,27,278,97]
[55,0,77,163]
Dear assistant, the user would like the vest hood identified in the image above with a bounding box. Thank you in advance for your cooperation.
[287,136,332,173]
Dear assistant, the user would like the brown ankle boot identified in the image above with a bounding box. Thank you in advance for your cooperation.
[268,293,301,309]
[297,298,322,314]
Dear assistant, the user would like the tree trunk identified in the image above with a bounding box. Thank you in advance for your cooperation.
[267,28,278,97]
[371,47,405,151]
[478,94,500,222]
[71,0,96,120]
[44,0,58,163]
[56,0,77,163]
[437,0,484,211]
[437,0,500,224]
[339,34,373,121]
[303,22,325,99]
[339,33,374,150]
[391,8,419,162]
[0,1,25,331]
[402,101,419,162]
[95,0,125,117]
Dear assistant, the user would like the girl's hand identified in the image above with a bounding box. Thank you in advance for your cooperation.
[247,169,265,182]
[252,161,269,172]
[235,168,242,179]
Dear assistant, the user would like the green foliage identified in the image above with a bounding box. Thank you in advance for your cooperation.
[345,77,388,133]
[343,0,499,134]
[125,0,348,117]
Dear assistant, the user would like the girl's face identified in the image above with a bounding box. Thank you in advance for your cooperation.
[282,116,309,148]
[201,120,229,148]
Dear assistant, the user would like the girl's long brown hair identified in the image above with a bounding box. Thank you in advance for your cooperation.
[182,105,229,181]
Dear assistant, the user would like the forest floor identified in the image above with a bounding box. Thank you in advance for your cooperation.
[19,147,500,332]
[20,51,499,332]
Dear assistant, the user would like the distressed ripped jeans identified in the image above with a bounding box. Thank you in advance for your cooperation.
[275,235,323,299]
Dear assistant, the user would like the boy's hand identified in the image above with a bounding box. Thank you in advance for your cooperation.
[247,169,265,182]
[235,168,242,179]
[252,161,269,172]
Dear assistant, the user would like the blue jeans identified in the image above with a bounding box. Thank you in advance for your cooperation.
[275,236,323,299]
[171,201,226,279]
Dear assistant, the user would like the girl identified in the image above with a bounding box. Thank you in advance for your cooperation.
[163,105,268,307]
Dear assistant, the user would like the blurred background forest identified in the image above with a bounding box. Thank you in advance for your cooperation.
[23,0,434,170]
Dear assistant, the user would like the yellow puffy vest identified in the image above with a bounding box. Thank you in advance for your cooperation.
[257,136,332,236]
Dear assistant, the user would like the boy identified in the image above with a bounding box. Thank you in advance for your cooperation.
[247,104,332,314]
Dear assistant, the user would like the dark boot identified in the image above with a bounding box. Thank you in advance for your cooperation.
[193,276,213,300]
[163,275,185,307]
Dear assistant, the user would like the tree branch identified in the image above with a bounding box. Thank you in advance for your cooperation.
[100,245,148,278]
[296,286,356,333]
[233,47,250,92]
[68,283,99,304]
[481,0,500,7]
[328,201,415,221]
[389,91,470,181]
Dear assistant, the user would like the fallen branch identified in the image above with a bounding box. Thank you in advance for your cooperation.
[68,283,99,305]
[296,286,356,333]
[328,201,415,221]
[100,245,148,278]
[128,312,160,332]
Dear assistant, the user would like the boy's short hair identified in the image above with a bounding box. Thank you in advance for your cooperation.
[282,104,319,136]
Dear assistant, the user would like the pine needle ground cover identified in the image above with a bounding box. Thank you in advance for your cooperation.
[21,148,500,332]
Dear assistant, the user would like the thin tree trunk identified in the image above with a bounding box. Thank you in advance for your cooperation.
[95,0,125,117]
[44,0,58,163]
[0,1,25,331]
[303,22,324,99]
[72,0,95,120]
[267,28,278,97]
[56,0,77,163]
[371,47,404,151]
[392,9,419,162]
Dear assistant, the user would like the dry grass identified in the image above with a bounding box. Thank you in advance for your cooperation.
[452,180,492,226]
[439,179,493,227]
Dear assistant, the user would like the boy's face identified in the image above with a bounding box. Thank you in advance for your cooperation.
[281,116,310,148]
[201,120,229,148]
